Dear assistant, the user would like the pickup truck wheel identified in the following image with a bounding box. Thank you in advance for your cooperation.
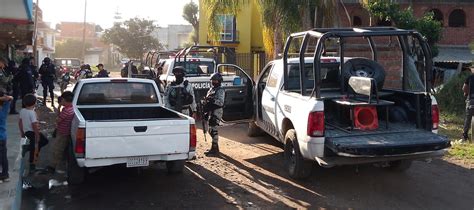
[247,120,263,137]
[284,129,312,179]
[166,160,185,174]
[386,160,412,172]
[67,145,86,185]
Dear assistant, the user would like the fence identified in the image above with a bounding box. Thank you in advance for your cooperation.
[234,52,268,79]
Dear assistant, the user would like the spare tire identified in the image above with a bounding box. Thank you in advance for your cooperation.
[342,58,386,90]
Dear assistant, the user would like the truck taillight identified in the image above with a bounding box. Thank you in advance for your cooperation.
[307,111,325,137]
[432,105,439,130]
[75,128,86,154]
[190,124,197,151]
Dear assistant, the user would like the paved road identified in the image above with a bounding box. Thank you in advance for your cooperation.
[20,121,474,210]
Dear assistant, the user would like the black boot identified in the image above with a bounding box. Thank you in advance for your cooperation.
[205,143,219,156]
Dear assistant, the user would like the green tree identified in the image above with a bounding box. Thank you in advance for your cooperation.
[55,39,91,59]
[362,0,442,56]
[102,18,162,61]
[183,1,199,43]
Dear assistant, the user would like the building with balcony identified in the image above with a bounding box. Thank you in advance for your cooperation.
[198,0,264,54]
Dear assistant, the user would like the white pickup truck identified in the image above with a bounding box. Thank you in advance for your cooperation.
[248,27,450,179]
[68,78,196,184]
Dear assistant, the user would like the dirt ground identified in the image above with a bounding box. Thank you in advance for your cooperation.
[19,103,474,210]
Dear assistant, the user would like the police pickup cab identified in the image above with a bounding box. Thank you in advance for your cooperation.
[158,46,254,120]
[67,78,196,184]
[247,27,450,179]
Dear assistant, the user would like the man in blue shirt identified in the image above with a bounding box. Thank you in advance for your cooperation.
[0,86,13,183]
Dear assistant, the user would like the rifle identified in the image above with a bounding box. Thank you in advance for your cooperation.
[199,100,209,142]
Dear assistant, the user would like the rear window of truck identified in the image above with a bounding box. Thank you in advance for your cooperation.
[174,61,214,75]
[77,82,159,105]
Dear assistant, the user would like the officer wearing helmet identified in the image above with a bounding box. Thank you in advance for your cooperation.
[164,66,197,117]
[38,57,56,106]
[203,72,225,156]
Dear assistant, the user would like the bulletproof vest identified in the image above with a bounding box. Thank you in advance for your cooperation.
[39,63,55,77]
[169,80,193,110]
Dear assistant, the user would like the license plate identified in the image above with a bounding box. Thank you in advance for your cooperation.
[126,156,149,167]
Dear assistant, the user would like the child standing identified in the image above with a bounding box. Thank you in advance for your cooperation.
[19,94,48,172]
[46,91,74,174]
[0,88,13,183]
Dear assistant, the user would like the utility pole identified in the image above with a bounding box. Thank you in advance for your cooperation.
[82,0,87,61]
[32,0,39,65]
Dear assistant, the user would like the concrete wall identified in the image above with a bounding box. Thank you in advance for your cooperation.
[154,25,193,50]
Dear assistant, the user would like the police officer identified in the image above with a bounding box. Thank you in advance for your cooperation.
[164,66,197,118]
[17,58,35,100]
[38,57,56,106]
[203,72,225,156]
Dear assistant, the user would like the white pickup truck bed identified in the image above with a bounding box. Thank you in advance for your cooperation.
[68,78,196,184]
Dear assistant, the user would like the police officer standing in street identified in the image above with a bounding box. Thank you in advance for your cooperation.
[164,66,197,118]
[38,57,56,107]
[203,72,225,156]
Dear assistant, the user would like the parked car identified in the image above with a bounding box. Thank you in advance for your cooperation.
[68,78,197,184]
[54,58,81,79]
[247,27,450,179]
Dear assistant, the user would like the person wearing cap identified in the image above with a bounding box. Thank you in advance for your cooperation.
[38,57,56,107]
[163,66,197,118]
[96,64,109,78]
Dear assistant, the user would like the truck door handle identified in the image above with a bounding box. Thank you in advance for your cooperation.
[134,126,147,132]
[270,97,275,101]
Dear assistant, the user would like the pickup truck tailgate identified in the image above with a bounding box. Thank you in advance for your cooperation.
[85,120,189,159]
[325,131,450,157]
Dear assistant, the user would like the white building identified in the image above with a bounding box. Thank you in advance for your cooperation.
[153,25,193,50]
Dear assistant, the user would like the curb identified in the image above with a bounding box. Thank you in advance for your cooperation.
[11,146,24,210]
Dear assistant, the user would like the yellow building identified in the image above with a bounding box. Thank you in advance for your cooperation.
[198,0,264,54]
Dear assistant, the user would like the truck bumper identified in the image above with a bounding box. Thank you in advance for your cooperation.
[315,149,447,167]
[77,153,191,168]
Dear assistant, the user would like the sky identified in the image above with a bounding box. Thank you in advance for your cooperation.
[37,0,195,29]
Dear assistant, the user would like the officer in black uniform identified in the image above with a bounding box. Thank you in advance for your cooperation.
[203,72,225,155]
[38,57,56,106]
[462,71,474,143]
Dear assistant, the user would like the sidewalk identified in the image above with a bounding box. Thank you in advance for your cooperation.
[0,101,24,210]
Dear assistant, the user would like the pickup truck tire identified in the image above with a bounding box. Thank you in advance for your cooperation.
[386,160,412,172]
[343,58,386,90]
[67,145,86,185]
[284,129,312,179]
[247,120,264,137]
[166,160,185,174]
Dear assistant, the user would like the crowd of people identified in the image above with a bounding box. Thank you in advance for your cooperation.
[0,56,113,183]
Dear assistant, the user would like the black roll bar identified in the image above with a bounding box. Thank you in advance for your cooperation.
[282,27,433,99]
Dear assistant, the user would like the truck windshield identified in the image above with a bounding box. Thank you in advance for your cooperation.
[77,82,159,105]
[175,61,214,75]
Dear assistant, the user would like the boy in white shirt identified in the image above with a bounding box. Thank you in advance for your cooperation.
[19,94,48,172]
